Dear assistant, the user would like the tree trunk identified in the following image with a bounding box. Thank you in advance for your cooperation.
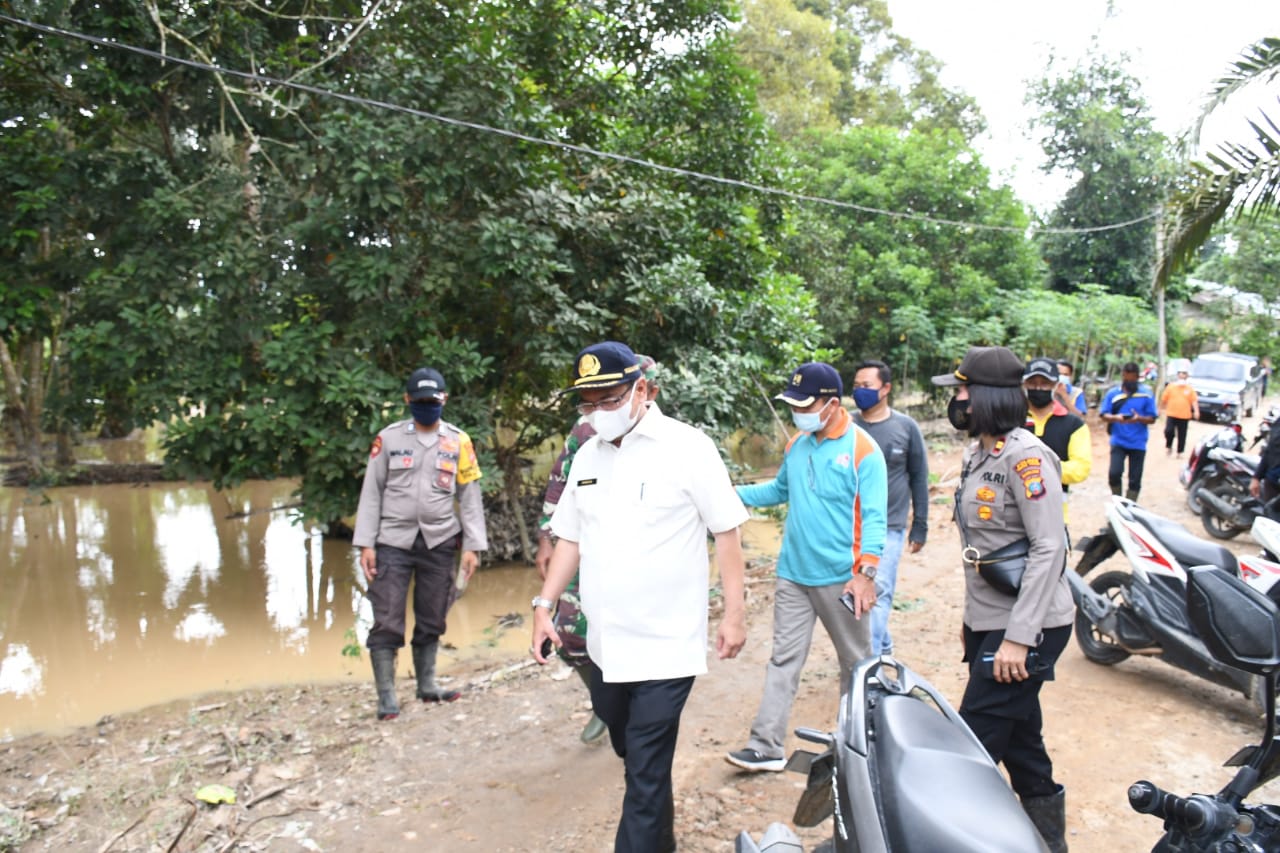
[0,336,43,475]
[500,453,535,565]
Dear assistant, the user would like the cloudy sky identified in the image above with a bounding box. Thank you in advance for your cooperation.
[886,0,1280,211]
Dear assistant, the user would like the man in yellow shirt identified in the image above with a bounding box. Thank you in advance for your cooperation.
[1159,368,1200,457]
[1024,357,1092,522]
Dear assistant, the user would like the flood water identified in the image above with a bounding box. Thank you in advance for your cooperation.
[0,486,781,742]
[0,478,546,740]
[0,425,785,741]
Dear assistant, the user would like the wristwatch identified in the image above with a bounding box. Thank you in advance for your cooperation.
[858,564,878,581]
[531,596,555,611]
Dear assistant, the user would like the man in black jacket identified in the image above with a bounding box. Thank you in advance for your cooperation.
[1251,420,1280,505]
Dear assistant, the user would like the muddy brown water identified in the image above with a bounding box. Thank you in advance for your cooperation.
[0,481,786,742]
[0,477,554,740]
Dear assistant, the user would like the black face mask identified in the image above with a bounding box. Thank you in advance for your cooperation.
[1026,389,1054,409]
[1122,380,1139,393]
[410,401,443,426]
[947,396,971,432]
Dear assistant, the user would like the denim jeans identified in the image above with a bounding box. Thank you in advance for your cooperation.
[870,527,906,655]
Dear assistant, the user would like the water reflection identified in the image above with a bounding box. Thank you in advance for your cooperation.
[0,479,542,740]
[1,422,784,742]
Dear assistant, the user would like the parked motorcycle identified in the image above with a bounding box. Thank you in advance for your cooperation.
[1179,424,1244,515]
[1197,452,1278,541]
[1069,496,1280,708]
[1249,403,1279,450]
[737,566,1280,853]
[1256,515,1280,563]
[1126,564,1280,851]
[734,656,1048,853]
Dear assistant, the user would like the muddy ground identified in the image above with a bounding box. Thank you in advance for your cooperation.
[3,417,1278,852]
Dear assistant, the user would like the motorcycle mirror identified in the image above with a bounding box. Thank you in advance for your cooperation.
[1186,566,1280,674]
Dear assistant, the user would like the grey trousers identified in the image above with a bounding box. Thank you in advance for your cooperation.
[746,577,871,758]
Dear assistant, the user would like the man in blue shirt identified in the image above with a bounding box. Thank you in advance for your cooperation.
[1055,359,1088,416]
[1100,362,1158,501]
[726,362,888,772]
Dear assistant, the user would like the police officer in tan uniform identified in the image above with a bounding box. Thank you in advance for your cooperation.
[933,346,1074,853]
[354,367,487,720]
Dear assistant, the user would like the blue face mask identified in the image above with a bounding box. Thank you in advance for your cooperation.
[410,401,443,426]
[852,387,882,411]
[791,400,832,433]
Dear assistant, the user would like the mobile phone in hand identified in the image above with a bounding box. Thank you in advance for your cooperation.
[838,592,856,614]
[979,650,1047,679]
[540,637,554,658]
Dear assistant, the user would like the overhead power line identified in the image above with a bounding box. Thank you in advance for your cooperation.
[0,13,1160,236]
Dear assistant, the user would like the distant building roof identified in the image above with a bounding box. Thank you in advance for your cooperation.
[1186,277,1279,319]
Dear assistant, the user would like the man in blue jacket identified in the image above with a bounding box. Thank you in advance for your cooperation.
[726,362,888,772]
[1100,361,1158,501]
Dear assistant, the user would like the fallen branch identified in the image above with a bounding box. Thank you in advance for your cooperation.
[164,802,197,853]
[245,781,298,809]
[95,811,148,853]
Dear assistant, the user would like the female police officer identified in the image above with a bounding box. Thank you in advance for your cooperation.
[932,346,1075,853]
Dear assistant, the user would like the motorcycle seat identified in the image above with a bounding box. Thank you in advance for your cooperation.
[1128,505,1238,573]
[870,693,1048,852]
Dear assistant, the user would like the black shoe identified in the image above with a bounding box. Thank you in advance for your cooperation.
[726,748,785,772]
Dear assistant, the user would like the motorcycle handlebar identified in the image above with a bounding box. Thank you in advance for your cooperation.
[1128,781,1237,840]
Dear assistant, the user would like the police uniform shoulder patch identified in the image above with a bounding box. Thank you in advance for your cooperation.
[1017,454,1046,500]
[370,435,383,459]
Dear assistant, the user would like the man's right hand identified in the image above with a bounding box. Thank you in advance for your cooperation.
[1251,477,1262,498]
[531,608,561,664]
[360,547,378,582]
[534,535,554,579]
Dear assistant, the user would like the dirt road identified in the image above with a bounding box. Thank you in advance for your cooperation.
[4,415,1278,852]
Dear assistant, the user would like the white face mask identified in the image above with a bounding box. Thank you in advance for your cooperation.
[588,384,639,441]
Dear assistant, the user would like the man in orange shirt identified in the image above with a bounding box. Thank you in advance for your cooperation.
[1159,368,1200,457]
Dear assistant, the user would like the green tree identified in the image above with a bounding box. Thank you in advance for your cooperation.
[1029,50,1169,296]
[1156,38,1280,292]
[778,126,1041,385]
[1,1,820,548]
[735,0,842,140]
[733,0,985,140]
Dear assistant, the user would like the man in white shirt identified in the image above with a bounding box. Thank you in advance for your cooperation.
[531,340,748,853]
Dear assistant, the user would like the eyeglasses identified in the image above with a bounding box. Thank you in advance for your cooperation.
[576,389,632,415]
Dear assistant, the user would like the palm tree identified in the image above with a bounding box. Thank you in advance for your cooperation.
[1155,37,1280,290]
[1149,37,1278,386]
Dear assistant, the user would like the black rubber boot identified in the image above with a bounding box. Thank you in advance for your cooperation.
[370,647,399,721]
[413,641,461,703]
[1022,786,1068,853]
[1110,482,1122,496]
[573,665,607,744]
[1126,488,1140,502]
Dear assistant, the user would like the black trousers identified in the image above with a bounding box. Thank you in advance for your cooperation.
[959,625,1071,799]
[1108,446,1147,494]
[365,534,456,650]
[589,672,695,853]
[1164,416,1190,453]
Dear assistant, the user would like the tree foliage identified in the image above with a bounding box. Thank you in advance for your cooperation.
[1029,50,1169,296]
[777,126,1041,387]
[0,1,818,534]
[1157,38,1280,294]
[734,0,985,140]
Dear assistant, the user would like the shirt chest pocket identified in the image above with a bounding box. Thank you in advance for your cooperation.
[811,455,856,500]
[387,451,417,475]
[967,482,1007,529]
